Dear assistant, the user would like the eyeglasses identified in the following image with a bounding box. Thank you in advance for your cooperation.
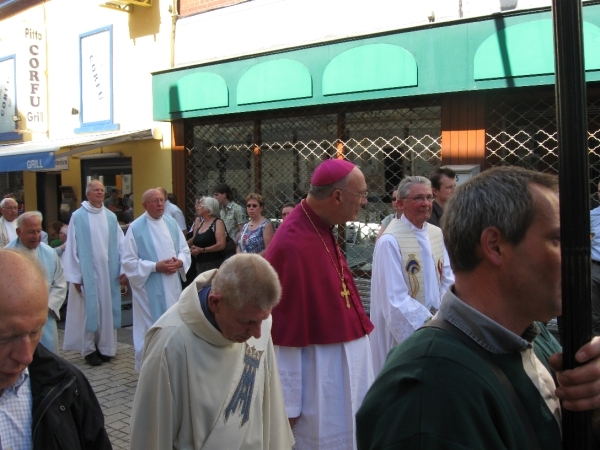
[339,188,369,199]
[246,204,260,208]
[404,195,434,203]
[147,198,165,205]
[1,206,17,210]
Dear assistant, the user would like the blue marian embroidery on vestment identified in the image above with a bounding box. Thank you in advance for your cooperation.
[405,254,421,298]
[225,343,264,427]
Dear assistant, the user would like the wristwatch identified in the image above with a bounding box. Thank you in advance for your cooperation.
[203,248,206,253]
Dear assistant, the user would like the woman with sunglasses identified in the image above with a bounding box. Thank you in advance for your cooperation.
[238,193,274,256]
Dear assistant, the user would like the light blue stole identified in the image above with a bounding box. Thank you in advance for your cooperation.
[6,240,58,351]
[130,214,181,322]
[72,206,121,333]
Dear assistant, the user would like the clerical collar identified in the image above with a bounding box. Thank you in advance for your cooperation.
[14,240,37,256]
[144,212,163,222]
[198,285,220,331]
[82,201,104,214]
[400,213,428,231]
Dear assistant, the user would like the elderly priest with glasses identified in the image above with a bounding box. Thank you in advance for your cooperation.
[369,176,454,375]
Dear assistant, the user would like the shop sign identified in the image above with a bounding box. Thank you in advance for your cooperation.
[80,27,112,125]
[20,23,48,134]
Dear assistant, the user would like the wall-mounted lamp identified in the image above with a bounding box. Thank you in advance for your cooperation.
[71,108,79,115]
[12,115,22,122]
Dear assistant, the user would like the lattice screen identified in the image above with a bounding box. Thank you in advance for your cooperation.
[486,85,600,207]
[184,101,442,297]
[181,88,600,312]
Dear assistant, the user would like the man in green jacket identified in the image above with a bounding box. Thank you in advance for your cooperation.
[357,167,600,449]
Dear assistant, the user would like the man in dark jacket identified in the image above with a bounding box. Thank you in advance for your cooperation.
[0,248,112,450]
[426,166,456,227]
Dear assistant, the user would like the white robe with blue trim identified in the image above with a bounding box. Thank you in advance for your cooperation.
[62,202,124,357]
[122,212,191,371]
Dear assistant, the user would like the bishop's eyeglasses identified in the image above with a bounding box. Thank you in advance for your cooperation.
[339,188,369,199]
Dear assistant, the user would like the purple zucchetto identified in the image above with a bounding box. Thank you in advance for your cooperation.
[310,159,355,186]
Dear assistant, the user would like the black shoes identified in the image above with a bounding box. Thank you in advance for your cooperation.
[97,349,112,362]
[84,351,103,366]
[85,348,114,365]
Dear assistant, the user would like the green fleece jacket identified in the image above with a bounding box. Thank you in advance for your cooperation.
[357,324,562,450]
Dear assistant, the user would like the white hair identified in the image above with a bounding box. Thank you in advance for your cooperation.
[86,180,104,194]
[16,211,43,227]
[0,198,17,208]
[212,254,281,310]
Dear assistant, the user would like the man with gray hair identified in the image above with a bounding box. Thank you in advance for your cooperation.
[358,166,600,449]
[0,197,19,247]
[369,175,454,375]
[122,188,191,371]
[130,254,294,449]
[5,211,67,353]
[62,179,125,366]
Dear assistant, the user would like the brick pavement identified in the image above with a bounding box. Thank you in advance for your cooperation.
[57,329,137,450]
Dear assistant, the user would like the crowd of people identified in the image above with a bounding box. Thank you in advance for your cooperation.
[3,160,600,449]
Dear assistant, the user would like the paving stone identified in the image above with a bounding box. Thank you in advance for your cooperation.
[105,412,129,425]
[58,329,136,449]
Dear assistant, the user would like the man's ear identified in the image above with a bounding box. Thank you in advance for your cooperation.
[479,226,507,267]
[398,197,407,211]
[207,293,223,314]
[331,189,343,206]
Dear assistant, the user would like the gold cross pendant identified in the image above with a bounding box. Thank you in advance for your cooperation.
[340,281,351,308]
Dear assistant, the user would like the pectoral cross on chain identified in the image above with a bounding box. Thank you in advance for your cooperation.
[341,281,351,308]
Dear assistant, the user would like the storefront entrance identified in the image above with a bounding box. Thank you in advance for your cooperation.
[81,157,133,223]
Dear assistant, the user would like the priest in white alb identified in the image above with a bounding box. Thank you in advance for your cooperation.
[370,176,454,375]
[6,211,67,354]
[265,159,374,450]
[62,180,125,366]
[0,197,19,247]
[122,188,191,371]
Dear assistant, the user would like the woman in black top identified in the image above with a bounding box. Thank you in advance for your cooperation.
[190,196,227,274]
